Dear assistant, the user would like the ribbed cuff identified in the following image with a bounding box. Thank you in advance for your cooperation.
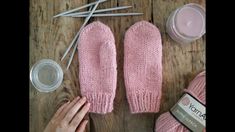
[83,93,114,114]
[127,92,161,113]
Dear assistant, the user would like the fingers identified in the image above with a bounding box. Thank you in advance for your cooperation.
[70,102,90,128]
[53,101,70,119]
[63,97,87,123]
[57,96,81,122]
[76,120,88,132]
[51,96,90,132]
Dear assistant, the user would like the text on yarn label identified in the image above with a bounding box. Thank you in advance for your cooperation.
[170,93,206,132]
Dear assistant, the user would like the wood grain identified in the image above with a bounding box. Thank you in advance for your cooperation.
[30,0,205,132]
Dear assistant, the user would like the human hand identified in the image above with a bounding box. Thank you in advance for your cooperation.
[44,96,90,132]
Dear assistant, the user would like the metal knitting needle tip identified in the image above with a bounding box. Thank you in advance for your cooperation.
[62,6,132,17]
[53,0,107,18]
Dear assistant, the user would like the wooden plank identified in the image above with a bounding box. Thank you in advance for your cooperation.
[152,0,205,124]
[30,0,88,132]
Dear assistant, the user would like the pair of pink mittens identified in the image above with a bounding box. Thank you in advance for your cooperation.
[78,21,162,114]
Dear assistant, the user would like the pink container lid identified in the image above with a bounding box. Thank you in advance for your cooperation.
[175,4,205,38]
[166,3,205,44]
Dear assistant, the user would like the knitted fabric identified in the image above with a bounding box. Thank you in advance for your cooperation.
[124,21,163,113]
[155,71,206,132]
[78,21,117,114]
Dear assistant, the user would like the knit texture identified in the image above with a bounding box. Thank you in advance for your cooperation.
[124,21,162,113]
[155,71,206,132]
[78,21,117,114]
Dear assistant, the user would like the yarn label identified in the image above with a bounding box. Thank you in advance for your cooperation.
[170,93,206,132]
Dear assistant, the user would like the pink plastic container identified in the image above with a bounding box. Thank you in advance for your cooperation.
[166,3,205,44]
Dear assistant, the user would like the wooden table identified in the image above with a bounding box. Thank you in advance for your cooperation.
[30,0,205,132]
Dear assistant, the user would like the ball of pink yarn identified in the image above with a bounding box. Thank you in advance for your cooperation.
[155,71,205,132]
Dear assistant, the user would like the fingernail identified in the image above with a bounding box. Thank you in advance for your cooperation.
[87,103,91,107]
[82,96,86,100]
[85,120,88,124]
[76,96,80,99]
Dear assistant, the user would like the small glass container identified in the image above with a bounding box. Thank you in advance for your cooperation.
[30,59,63,92]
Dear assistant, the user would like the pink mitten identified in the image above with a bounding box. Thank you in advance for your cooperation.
[78,21,117,114]
[124,21,162,113]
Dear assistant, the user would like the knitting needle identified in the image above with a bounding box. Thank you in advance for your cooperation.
[53,0,107,18]
[61,0,102,62]
[69,13,144,17]
[61,6,132,16]
[66,0,102,70]
[61,0,105,62]
[60,1,105,61]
